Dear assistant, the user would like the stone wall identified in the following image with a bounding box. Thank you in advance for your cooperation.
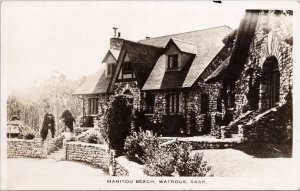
[7,136,64,158]
[238,102,292,143]
[7,139,45,158]
[66,142,110,170]
[159,138,240,150]
[235,10,293,115]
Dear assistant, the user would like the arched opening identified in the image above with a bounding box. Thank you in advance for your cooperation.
[123,89,134,105]
[261,56,280,109]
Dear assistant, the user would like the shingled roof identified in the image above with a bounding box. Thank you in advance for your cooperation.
[205,10,259,84]
[169,38,197,54]
[140,26,232,90]
[108,40,163,93]
[73,65,111,95]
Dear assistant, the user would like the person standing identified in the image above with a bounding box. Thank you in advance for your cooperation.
[60,110,76,141]
[40,104,55,141]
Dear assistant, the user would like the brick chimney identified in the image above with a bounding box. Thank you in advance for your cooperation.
[110,27,123,50]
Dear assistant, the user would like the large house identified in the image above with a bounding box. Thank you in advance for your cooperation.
[73,26,232,136]
[74,9,293,141]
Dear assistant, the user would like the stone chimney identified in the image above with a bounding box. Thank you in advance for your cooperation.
[110,27,123,50]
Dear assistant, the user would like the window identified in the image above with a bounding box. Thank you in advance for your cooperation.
[123,62,133,74]
[201,94,209,114]
[88,98,98,115]
[145,92,155,113]
[168,54,178,69]
[166,93,180,114]
[107,63,115,77]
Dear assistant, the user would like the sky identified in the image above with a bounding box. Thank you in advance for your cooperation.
[1,1,297,92]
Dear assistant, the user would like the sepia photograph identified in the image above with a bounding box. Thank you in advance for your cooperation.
[1,1,299,190]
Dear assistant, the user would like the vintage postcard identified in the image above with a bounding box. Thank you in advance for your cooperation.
[1,0,300,190]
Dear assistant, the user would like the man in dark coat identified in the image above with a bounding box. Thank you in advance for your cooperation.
[60,110,75,132]
[40,105,55,141]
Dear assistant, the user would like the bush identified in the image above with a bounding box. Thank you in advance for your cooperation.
[24,133,35,140]
[84,130,105,144]
[144,141,212,177]
[19,125,36,140]
[124,130,159,164]
[87,133,98,144]
[106,95,132,154]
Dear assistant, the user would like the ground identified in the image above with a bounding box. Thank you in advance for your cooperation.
[7,159,107,190]
[6,144,297,190]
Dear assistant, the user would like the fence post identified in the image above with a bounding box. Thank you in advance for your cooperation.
[109,149,116,176]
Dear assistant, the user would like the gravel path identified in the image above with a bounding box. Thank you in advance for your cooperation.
[197,148,298,177]
[7,158,107,190]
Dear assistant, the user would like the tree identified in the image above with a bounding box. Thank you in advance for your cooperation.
[106,95,132,155]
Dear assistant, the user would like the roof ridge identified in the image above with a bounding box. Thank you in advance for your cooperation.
[123,39,163,49]
[170,38,197,45]
[138,25,232,42]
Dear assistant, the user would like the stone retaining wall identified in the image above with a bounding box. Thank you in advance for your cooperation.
[159,138,241,150]
[7,139,45,158]
[238,103,292,143]
[66,142,110,170]
[8,136,65,158]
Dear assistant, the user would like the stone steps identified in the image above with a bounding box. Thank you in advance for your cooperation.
[48,148,65,161]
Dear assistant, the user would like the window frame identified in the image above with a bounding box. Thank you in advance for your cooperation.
[167,54,179,70]
[123,61,133,74]
[166,93,180,114]
[107,63,115,77]
[145,92,155,113]
[88,98,99,115]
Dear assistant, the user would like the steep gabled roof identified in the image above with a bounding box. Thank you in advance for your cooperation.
[108,40,163,93]
[73,65,111,95]
[168,38,197,54]
[140,26,232,90]
[205,10,259,84]
[102,49,120,63]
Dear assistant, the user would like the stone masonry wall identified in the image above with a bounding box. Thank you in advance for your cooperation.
[239,102,292,143]
[235,10,293,116]
[66,142,110,170]
[7,139,45,158]
[7,137,64,158]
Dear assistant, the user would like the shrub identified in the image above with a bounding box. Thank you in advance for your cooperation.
[106,95,132,154]
[24,133,35,140]
[85,130,105,144]
[124,130,159,164]
[19,125,36,140]
[144,141,212,177]
[87,133,98,144]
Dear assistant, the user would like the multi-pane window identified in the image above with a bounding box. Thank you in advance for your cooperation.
[166,93,180,114]
[88,98,98,115]
[123,62,133,74]
[107,63,115,77]
[168,54,178,69]
[145,92,155,113]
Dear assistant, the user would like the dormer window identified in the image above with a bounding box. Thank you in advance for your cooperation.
[168,54,178,70]
[107,63,115,77]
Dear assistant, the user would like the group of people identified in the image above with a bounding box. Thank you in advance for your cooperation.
[40,104,76,141]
